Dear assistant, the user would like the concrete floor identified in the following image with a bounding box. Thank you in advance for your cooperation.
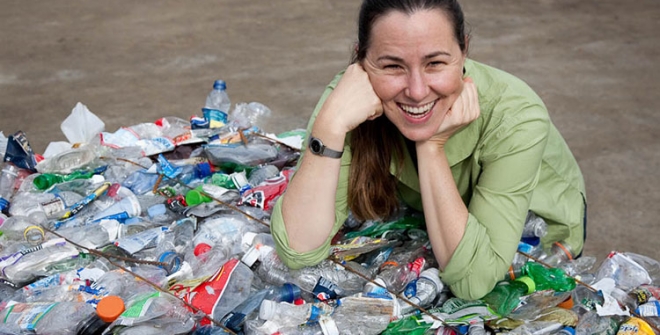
[1,1,659,266]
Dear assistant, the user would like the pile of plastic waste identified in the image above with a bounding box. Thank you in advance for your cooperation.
[1,80,659,335]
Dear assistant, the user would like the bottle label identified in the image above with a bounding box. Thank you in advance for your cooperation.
[1,302,58,331]
[114,292,161,327]
[312,277,339,301]
[185,258,241,326]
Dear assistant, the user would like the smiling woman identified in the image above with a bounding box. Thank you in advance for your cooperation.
[270,0,586,300]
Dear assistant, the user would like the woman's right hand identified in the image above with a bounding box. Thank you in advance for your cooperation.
[317,63,384,134]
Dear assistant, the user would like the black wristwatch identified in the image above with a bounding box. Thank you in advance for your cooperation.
[308,136,343,159]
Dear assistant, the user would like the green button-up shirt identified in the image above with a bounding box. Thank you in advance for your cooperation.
[271,59,586,300]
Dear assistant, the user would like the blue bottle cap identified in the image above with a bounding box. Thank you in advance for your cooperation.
[0,198,9,213]
[195,162,212,179]
[213,80,227,90]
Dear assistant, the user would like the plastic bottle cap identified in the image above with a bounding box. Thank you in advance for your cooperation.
[97,295,126,323]
[558,295,574,309]
[194,242,212,257]
[561,326,576,335]
[90,174,106,184]
[241,246,260,267]
[259,300,278,320]
[147,204,167,219]
[195,162,212,179]
[213,80,227,90]
[514,276,536,295]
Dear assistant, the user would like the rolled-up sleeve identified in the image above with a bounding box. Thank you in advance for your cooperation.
[440,106,550,300]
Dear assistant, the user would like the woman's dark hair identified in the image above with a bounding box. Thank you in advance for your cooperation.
[348,0,468,221]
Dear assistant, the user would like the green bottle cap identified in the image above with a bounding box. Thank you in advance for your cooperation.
[515,275,536,295]
[185,187,212,206]
[33,174,63,190]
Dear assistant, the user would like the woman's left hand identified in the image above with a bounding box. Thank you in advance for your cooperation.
[431,77,480,147]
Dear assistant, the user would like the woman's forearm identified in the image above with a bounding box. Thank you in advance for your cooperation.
[281,120,346,253]
[416,142,468,269]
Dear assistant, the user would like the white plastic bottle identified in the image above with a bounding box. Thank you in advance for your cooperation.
[205,79,232,114]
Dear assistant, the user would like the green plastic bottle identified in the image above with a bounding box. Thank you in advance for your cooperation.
[482,275,535,316]
[523,261,576,292]
[33,170,96,190]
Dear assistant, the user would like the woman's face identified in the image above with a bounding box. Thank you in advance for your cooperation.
[363,9,467,142]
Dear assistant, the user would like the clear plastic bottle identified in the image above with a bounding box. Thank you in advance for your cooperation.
[522,211,549,238]
[259,299,334,328]
[0,300,96,333]
[205,80,232,116]
[318,294,396,335]
[221,283,302,333]
[248,165,280,187]
[0,162,19,213]
[185,257,255,326]
[1,237,80,286]
[107,290,195,334]
[540,241,576,267]
[77,295,126,335]
[376,256,426,294]
[397,267,443,314]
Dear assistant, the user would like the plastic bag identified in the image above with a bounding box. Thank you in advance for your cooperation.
[595,252,653,291]
[60,102,105,145]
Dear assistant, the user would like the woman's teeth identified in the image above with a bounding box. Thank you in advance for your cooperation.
[400,101,434,118]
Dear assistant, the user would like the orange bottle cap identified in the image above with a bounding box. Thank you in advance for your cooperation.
[558,295,574,309]
[97,295,126,323]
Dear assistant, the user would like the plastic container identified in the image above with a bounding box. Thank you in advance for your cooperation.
[0,301,96,333]
[221,283,302,332]
[184,257,254,326]
[259,299,334,327]
[205,80,232,114]
[0,163,19,213]
[483,276,535,316]
[397,267,444,314]
[522,211,549,238]
[77,295,126,335]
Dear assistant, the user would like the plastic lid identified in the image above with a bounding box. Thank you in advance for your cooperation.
[259,300,278,320]
[195,162,212,179]
[158,251,182,274]
[147,204,166,219]
[213,80,227,90]
[514,276,536,295]
[185,189,209,206]
[90,175,105,184]
[97,295,126,323]
[561,327,576,335]
[0,198,9,212]
[280,283,302,303]
[194,242,212,257]
[241,246,260,267]
[419,268,443,292]
[558,295,574,309]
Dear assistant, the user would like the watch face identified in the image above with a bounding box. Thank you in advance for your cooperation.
[310,138,322,153]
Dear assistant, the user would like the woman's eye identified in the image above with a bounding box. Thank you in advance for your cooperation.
[428,61,445,67]
[383,64,401,69]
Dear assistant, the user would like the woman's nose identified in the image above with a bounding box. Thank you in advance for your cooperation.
[405,70,430,101]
